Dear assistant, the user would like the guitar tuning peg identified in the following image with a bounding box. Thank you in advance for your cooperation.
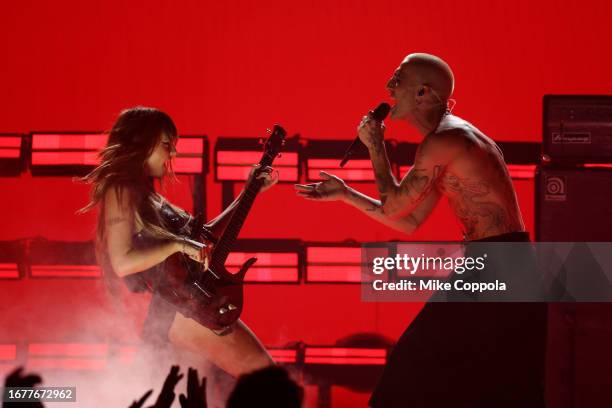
[281,140,286,146]
[266,128,272,134]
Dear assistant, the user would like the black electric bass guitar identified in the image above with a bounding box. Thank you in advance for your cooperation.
[159,124,286,331]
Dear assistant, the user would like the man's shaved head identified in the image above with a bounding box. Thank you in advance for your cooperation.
[387,53,454,125]
[400,53,454,101]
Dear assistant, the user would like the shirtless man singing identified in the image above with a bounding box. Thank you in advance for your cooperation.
[296,53,546,407]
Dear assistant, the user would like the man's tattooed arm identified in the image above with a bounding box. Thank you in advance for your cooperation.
[369,135,446,218]
[367,140,399,206]
[341,186,420,234]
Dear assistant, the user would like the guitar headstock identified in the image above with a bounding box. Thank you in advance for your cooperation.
[263,124,287,159]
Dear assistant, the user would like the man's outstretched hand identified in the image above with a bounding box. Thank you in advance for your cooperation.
[295,171,348,201]
[178,368,206,408]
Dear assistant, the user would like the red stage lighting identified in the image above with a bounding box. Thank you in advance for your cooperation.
[304,347,386,365]
[227,252,299,282]
[30,133,208,176]
[230,239,302,283]
[215,136,300,182]
[305,139,397,182]
[306,245,362,283]
[27,343,108,371]
[0,134,26,176]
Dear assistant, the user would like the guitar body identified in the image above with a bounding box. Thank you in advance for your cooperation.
[144,124,286,331]
[157,253,257,330]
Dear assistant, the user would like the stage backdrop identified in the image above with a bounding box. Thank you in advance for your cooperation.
[1,1,611,406]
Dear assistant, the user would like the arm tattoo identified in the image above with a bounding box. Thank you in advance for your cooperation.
[374,167,392,204]
[402,165,443,205]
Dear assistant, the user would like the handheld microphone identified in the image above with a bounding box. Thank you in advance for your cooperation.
[339,102,391,168]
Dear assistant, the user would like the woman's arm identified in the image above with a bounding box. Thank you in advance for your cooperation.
[104,186,181,277]
[204,165,278,237]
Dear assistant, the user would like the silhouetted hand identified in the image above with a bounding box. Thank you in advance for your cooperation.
[3,366,44,408]
[128,389,152,408]
[151,365,184,408]
[178,368,207,408]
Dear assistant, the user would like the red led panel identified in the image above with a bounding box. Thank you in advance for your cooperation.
[0,136,21,158]
[31,151,99,166]
[305,347,386,365]
[29,343,108,357]
[30,265,101,278]
[0,344,17,360]
[268,348,298,363]
[306,247,362,282]
[173,137,205,174]
[307,159,374,182]
[31,133,105,166]
[216,151,299,181]
[399,164,537,179]
[176,138,204,154]
[27,358,107,371]
[0,263,19,279]
[27,342,108,371]
[584,163,612,168]
[506,164,536,179]
[226,252,298,282]
[173,157,203,174]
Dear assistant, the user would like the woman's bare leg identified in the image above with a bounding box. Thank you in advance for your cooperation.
[167,312,273,377]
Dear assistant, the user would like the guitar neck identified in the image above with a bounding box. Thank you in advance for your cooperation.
[210,156,273,269]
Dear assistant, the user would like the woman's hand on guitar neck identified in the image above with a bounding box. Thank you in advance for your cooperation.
[249,164,279,193]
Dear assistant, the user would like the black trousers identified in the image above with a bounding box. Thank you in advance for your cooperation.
[369,232,547,408]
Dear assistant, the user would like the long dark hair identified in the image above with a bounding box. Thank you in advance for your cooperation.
[77,106,189,279]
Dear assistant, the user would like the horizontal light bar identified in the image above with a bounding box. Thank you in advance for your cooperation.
[29,343,108,357]
[173,136,206,174]
[27,343,109,370]
[30,133,207,175]
[32,134,106,150]
[217,151,298,166]
[27,358,107,371]
[0,344,17,360]
[268,348,298,364]
[227,252,299,282]
[307,159,375,182]
[218,166,299,182]
[584,163,612,168]
[30,265,101,278]
[32,151,99,166]
[0,263,19,279]
[0,136,22,158]
[216,151,299,182]
[304,347,386,365]
[399,164,537,180]
[31,134,106,166]
[507,164,536,179]
[306,247,362,282]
